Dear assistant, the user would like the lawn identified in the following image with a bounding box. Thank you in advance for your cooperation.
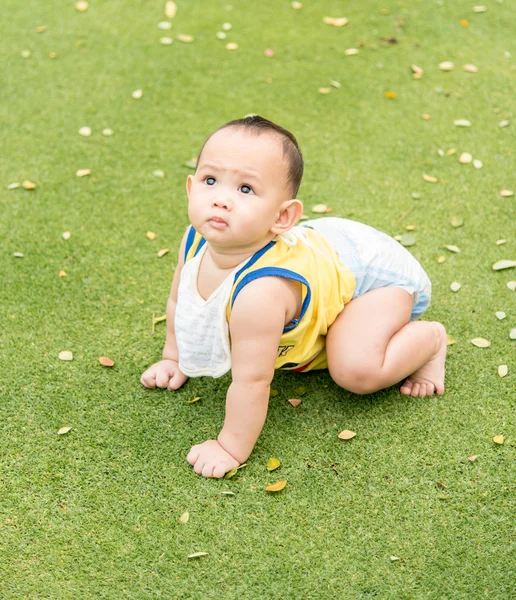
[1,0,515,598]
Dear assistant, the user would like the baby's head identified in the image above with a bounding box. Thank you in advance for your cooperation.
[195,115,304,198]
[187,116,305,250]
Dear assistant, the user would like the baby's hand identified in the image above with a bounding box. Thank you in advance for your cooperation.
[140,359,188,391]
[187,440,240,478]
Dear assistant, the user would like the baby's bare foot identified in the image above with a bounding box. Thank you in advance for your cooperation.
[400,322,447,397]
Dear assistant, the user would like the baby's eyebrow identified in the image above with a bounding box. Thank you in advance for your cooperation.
[199,163,261,183]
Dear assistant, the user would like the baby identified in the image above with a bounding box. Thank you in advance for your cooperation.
[141,115,447,479]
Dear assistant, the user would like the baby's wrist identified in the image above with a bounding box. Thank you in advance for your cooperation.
[217,433,249,465]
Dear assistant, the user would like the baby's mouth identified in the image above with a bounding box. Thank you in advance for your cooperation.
[208,217,228,229]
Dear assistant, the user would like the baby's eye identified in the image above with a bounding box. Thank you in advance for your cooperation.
[204,176,216,186]
[239,184,254,195]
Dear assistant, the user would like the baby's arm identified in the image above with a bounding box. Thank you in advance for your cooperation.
[187,277,295,478]
[140,228,189,390]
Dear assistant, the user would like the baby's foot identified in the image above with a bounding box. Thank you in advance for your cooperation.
[400,322,447,397]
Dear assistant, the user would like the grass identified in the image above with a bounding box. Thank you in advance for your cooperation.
[1,0,515,597]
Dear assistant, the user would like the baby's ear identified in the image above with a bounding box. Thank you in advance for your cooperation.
[186,174,194,197]
[270,199,304,235]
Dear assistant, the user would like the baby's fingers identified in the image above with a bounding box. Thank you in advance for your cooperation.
[168,370,187,391]
[155,368,173,388]
[212,464,228,479]
[140,369,157,388]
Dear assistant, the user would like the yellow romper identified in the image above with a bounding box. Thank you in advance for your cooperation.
[182,224,356,373]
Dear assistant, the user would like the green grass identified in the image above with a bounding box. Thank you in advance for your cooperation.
[1,0,515,597]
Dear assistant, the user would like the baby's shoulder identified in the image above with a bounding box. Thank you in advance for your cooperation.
[230,274,302,328]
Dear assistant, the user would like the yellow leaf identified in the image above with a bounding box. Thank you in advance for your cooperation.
[178,511,189,524]
[225,43,238,50]
[439,61,454,71]
[444,245,460,253]
[187,396,201,404]
[157,248,170,257]
[98,356,115,367]
[446,336,456,346]
[423,174,438,183]
[267,457,281,471]
[146,231,156,240]
[454,119,471,127]
[493,435,504,445]
[384,91,397,99]
[318,87,331,94]
[187,552,208,559]
[338,430,356,440]
[498,365,508,378]
[165,1,177,19]
[57,426,72,435]
[312,204,328,213]
[265,479,287,492]
[323,16,349,27]
[58,351,73,361]
[467,455,477,462]
[178,33,194,43]
[492,260,516,271]
[470,338,490,348]
[76,169,91,177]
[75,1,89,12]
[460,19,469,27]
[58,270,67,277]
[22,180,36,190]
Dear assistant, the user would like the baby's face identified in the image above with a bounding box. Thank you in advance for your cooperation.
[186,127,293,252]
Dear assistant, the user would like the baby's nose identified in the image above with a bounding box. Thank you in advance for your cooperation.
[212,195,231,209]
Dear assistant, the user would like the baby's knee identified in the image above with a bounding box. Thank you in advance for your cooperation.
[328,363,381,395]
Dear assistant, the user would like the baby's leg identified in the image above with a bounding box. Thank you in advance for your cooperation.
[326,287,446,396]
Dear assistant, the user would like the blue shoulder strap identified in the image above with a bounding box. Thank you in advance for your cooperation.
[231,260,312,333]
[183,226,206,262]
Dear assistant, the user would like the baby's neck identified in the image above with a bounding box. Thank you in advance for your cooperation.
[206,237,274,271]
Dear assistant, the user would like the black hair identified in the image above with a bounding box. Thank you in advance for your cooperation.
[196,115,304,197]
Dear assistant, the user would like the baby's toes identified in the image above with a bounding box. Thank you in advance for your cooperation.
[410,382,421,396]
[400,379,413,395]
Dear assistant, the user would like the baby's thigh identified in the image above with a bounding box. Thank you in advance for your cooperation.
[326,287,413,377]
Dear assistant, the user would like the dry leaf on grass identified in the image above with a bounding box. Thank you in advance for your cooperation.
[267,457,281,471]
[498,365,508,378]
[98,356,114,367]
[265,479,287,492]
[470,338,490,348]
